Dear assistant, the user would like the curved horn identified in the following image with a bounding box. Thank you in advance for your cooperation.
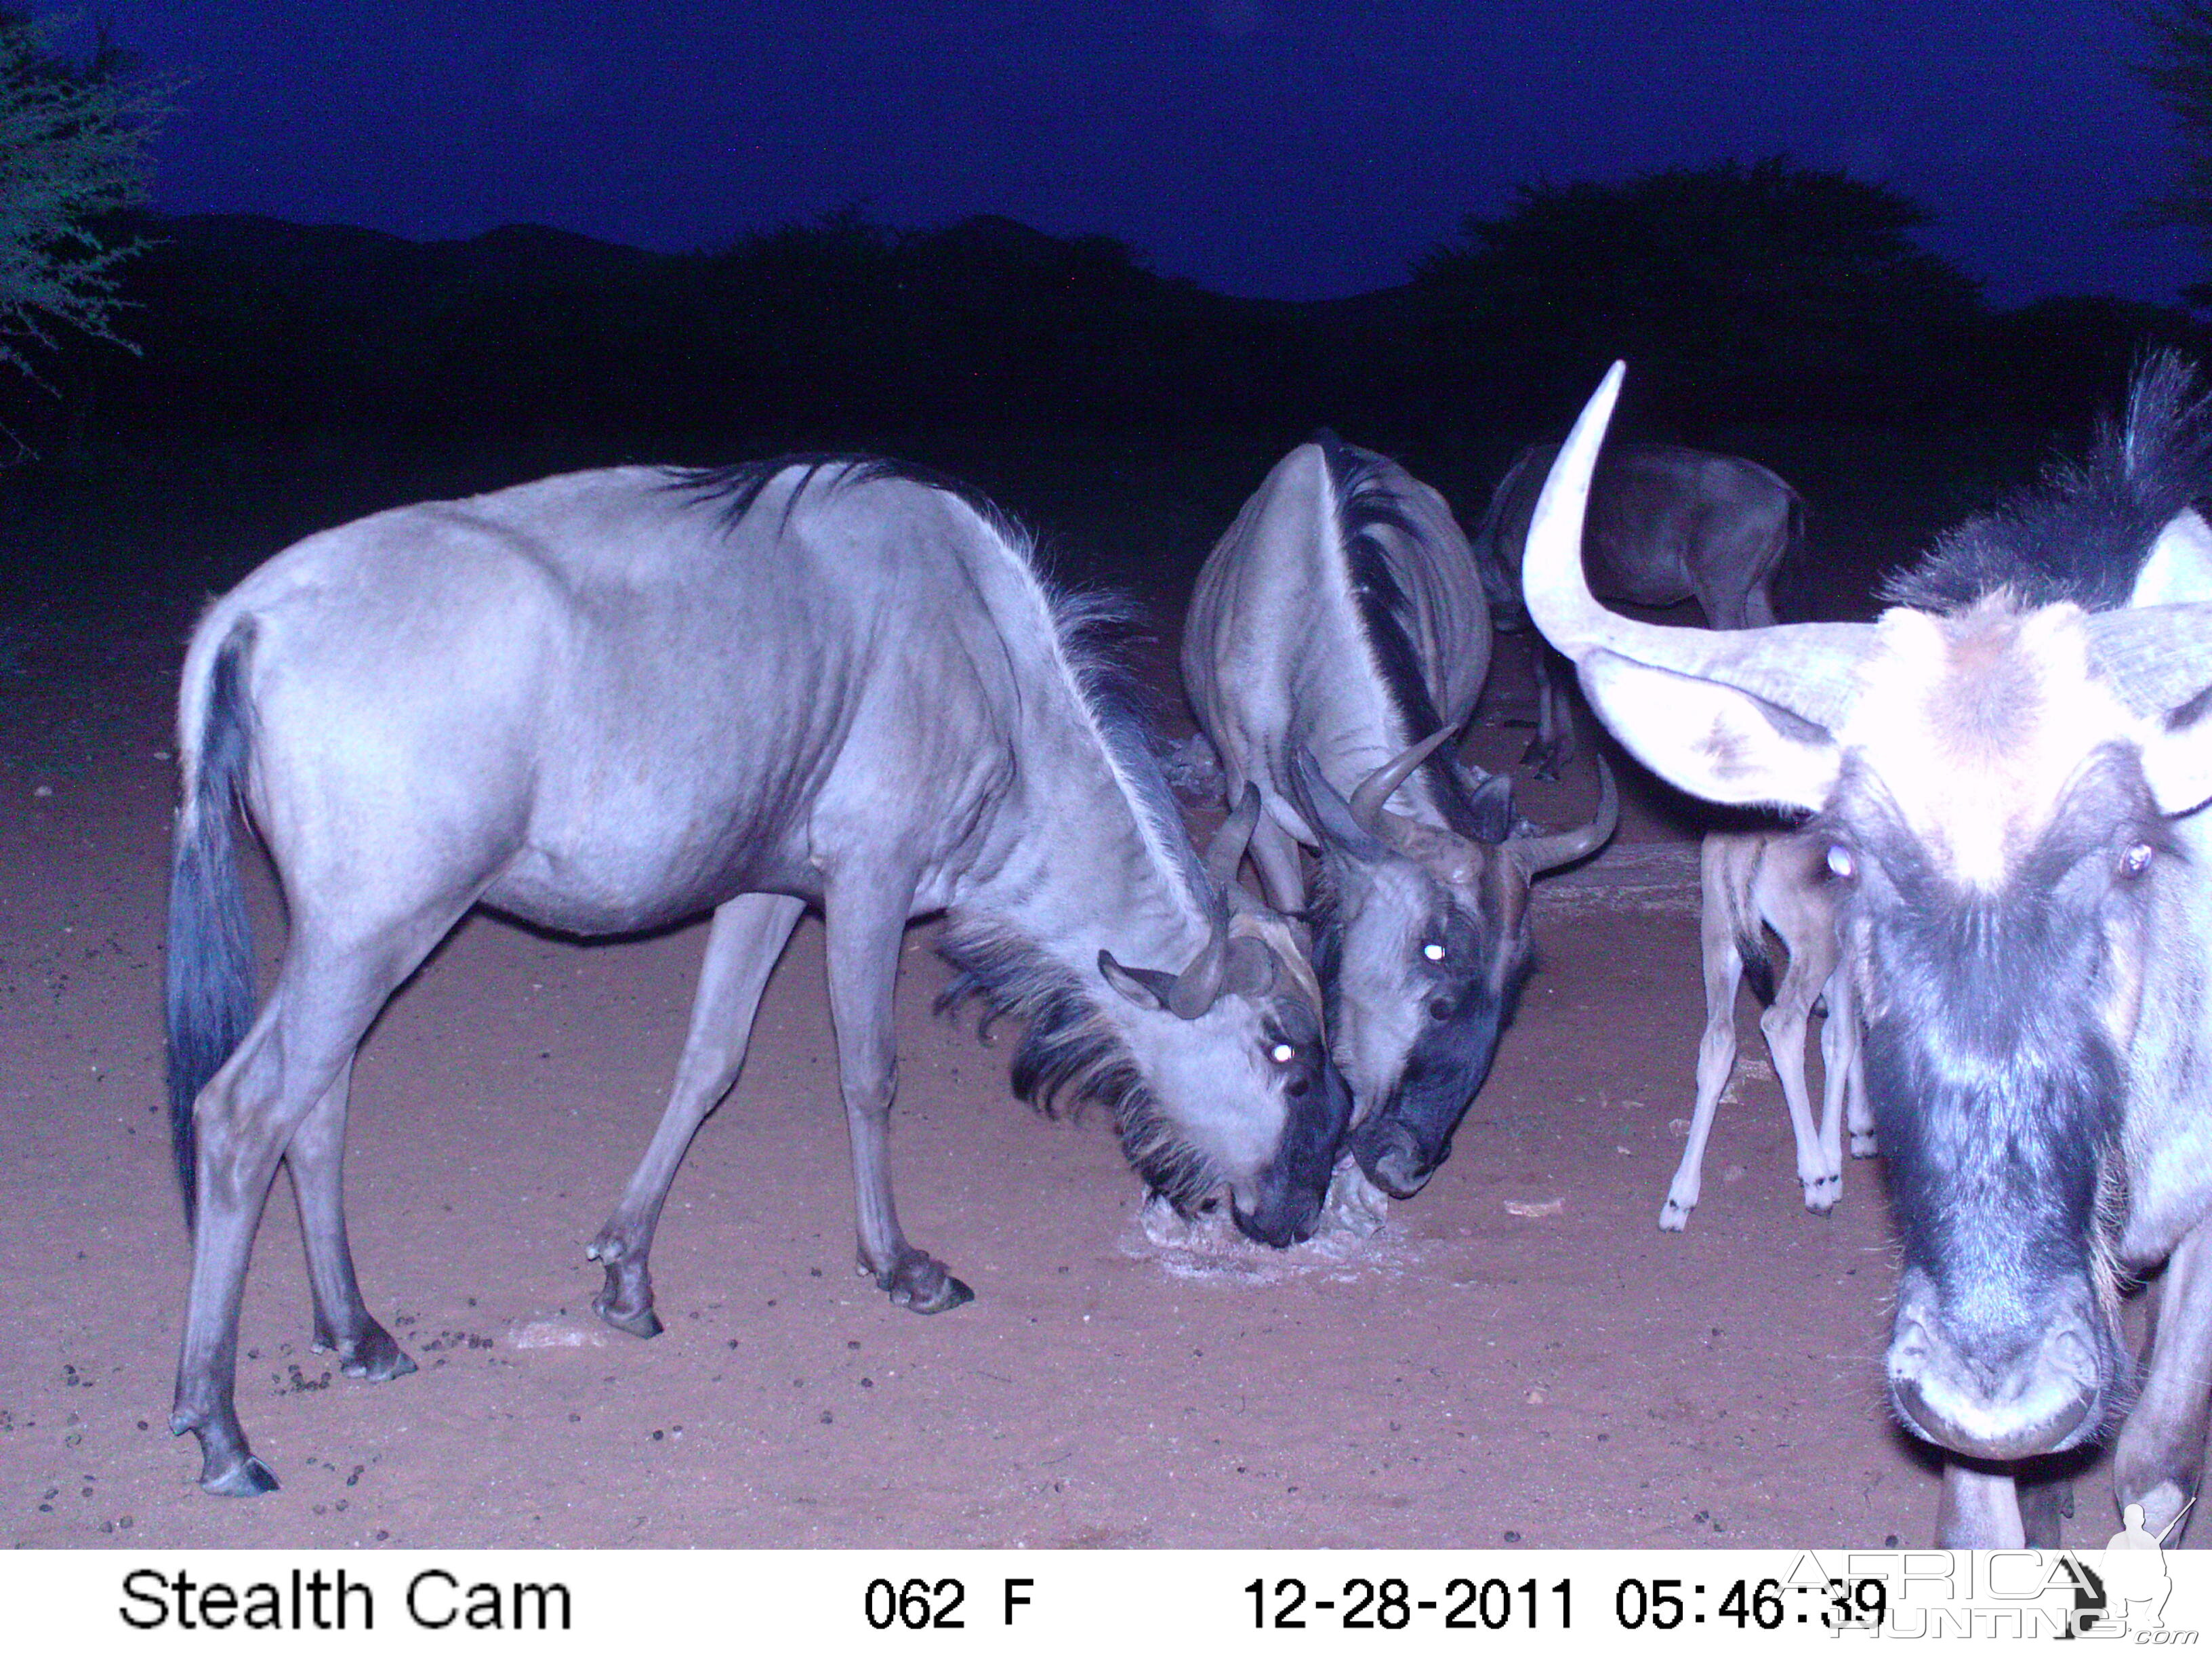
[1204,783,1263,893]
[1349,724,1460,829]
[1522,363,1879,730]
[1510,755,1620,876]
[1164,925,1230,1019]
[1290,745,1389,863]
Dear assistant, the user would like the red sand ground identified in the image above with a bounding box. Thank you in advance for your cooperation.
[0,627,2122,1551]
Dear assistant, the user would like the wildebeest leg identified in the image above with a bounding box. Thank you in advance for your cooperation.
[1764,933,1839,1216]
[1826,967,1877,1160]
[1247,811,1306,914]
[824,868,972,1313]
[2015,1474,2074,1548]
[1740,584,1779,628]
[288,1061,415,1381]
[1662,880,1741,1231]
[1521,646,1576,779]
[588,893,806,1337]
[2116,1222,2212,1542]
[171,941,422,1496]
[1937,1462,2025,1547]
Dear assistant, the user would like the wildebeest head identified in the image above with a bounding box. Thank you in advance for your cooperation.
[1523,361,2212,1463]
[1288,732,1617,1198]
[1094,785,1351,1246]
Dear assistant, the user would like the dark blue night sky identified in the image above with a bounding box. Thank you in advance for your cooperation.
[84,0,2201,306]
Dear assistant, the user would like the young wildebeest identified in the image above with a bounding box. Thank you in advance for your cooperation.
[1663,828,1870,1233]
[1524,356,2212,1547]
[1475,439,1803,777]
[165,458,1347,1496]
[1182,433,1616,1206]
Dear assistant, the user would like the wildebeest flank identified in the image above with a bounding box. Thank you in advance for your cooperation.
[1475,439,1802,777]
[163,458,1347,1497]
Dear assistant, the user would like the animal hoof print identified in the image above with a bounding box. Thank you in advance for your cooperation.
[203,1455,281,1498]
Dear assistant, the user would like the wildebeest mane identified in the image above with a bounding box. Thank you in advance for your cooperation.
[1881,352,2212,614]
[1315,430,1503,843]
[666,452,1029,550]
[935,921,1222,1212]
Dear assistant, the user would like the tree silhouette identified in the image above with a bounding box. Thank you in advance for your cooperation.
[1413,159,1982,422]
[0,12,169,388]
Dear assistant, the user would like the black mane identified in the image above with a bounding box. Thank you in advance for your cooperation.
[665,452,1028,548]
[1881,352,2212,615]
[1315,430,1505,843]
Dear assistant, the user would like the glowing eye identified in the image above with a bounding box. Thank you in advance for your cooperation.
[1422,943,1446,962]
[2122,842,2154,878]
[1826,845,1855,880]
[1270,1042,1296,1065]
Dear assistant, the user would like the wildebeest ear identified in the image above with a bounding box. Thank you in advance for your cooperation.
[1098,949,1174,1012]
[1462,769,1515,844]
[2131,508,2212,608]
[2140,684,2212,816]
[1576,649,1840,812]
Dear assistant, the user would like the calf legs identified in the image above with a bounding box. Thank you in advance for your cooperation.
[588,893,806,1336]
[1661,901,1742,1232]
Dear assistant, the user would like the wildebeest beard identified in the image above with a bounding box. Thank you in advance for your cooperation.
[1863,876,2126,1318]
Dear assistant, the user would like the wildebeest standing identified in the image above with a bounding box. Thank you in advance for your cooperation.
[164,458,1348,1496]
[1183,433,1616,1204]
[1524,356,2212,1546]
[1664,829,1870,1233]
[1475,440,1803,777]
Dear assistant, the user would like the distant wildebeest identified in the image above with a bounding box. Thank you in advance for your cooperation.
[1525,355,2212,1547]
[1182,432,1616,1207]
[163,458,1349,1497]
[1664,829,1870,1233]
[1474,439,1803,777]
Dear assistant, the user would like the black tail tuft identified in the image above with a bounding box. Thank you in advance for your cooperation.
[165,627,257,1232]
[1737,928,1777,1007]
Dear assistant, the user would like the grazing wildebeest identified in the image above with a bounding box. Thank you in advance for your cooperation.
[164,457,1348,1497]
[1475,439,1803,777]
[1524,355,2212,1547]
[1183,432,1616,1205]
[1664,828,1870,1233]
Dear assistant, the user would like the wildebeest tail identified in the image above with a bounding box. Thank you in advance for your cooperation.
[165,623,258,1231]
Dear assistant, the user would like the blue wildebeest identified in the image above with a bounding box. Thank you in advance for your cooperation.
[1664,828,1870,1233]
[1182,433,1616,1208]
[1475,438,1803,777]
[163,457,1348,1496]
[1525,356,2212,1546]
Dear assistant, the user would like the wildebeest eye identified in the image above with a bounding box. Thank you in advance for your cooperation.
[2120,841,2154,880]
[1269,1042,1296,1065]
[1421,941,1446,962]
[1826,844,1855,880]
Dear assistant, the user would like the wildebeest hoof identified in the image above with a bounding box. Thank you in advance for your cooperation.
[877,1252,974,1314]
[1804,1174,1841,1214]
[201,1452,281,1498]
[1851,1132,1880,1159]
[1658,1197,1692,1232]
[593,1263,663,1338]
[335,1322,417,1381]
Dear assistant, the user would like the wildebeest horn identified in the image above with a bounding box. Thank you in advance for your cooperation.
[1290,745,1390,862]
[1523,362,1879,731]
[1349,724,1460,829]
[1204,782,1264,893]
[2085,603,2212,717]
[1510,754,1620,875]
[1098,924,1229,1020]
